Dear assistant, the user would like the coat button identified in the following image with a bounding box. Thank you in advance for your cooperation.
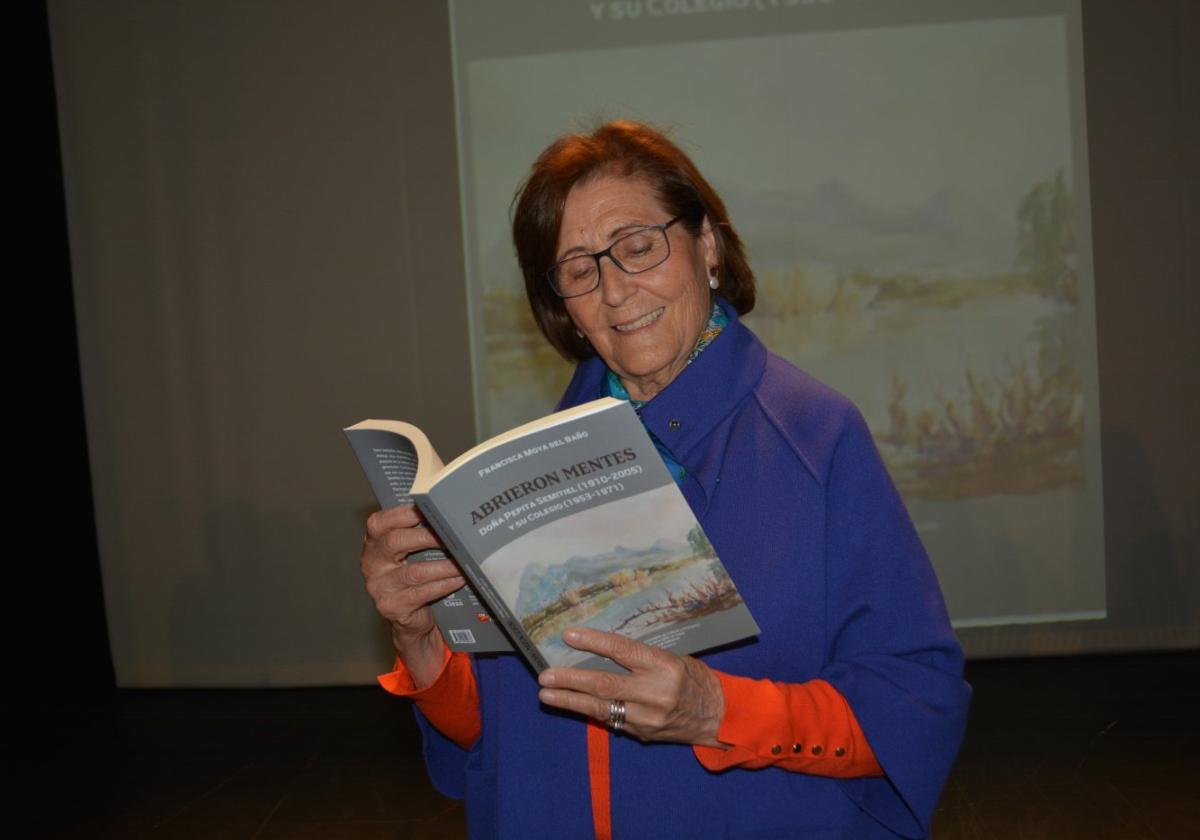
[791,742,803,753]
[770,744,782,755]
[811,745,823,755]
[668,419,681,430]
[835,747,846,757]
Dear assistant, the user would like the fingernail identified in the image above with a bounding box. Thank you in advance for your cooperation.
[539,671,556,687]
[563,629,581,642]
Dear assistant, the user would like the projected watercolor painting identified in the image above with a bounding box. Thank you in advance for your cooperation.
[451,0,1105,628]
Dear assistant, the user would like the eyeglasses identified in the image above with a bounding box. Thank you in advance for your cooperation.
[546,216,683,299]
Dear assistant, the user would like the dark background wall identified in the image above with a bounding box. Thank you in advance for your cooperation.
[27,1,112,699]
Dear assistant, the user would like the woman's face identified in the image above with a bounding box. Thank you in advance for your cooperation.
[557,175,716,401]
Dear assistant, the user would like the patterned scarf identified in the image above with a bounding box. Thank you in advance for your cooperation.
[602,300,728,485]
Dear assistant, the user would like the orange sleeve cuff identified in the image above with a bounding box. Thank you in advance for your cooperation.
[377,648,481,750]
[693,671,882,778]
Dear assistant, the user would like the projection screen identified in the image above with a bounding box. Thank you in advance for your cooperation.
[449,0,1108,647]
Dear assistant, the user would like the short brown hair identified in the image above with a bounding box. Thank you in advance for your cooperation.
[512,120,756,361]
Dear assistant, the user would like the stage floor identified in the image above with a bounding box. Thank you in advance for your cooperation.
[14,651,1198,838]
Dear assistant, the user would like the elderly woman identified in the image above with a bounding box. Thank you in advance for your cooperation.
[361,121,969,838]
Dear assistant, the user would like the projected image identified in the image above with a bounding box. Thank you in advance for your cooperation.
[452,0,1105,629]
[748,170,1085,504]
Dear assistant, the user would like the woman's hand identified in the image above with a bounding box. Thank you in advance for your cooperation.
[361,505,466,688]
[536,627,727,747]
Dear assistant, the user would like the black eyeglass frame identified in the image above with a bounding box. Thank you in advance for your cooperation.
[545,215,685,299]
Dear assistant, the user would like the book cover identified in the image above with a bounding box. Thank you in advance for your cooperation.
[347,398,759,672]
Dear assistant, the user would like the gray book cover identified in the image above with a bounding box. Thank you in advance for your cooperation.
[409,398,760,673]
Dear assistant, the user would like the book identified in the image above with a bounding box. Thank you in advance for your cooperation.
[345,397,759,673]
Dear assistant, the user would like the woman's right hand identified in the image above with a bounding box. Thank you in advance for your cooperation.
[361,505,466,688]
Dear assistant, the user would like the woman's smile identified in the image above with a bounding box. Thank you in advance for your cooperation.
[613,306,665,333]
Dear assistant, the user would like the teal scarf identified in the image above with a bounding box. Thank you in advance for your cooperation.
[602,300,728,486]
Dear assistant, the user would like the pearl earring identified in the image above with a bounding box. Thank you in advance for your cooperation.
[708,268,719,290]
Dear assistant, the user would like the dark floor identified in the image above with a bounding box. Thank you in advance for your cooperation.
[12,651,1198,839]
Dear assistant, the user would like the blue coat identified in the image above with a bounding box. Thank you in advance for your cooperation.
[416,300,969,838]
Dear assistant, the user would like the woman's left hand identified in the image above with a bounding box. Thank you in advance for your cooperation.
[537,627,726,747]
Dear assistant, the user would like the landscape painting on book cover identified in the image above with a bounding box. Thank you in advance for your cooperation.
[483,486,743,667]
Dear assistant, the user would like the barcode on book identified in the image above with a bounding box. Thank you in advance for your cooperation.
[448,629,477,645]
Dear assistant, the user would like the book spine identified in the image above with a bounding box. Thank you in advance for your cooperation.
[414,493,550,673]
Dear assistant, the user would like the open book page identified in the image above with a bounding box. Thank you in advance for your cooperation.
[344,422,514,652]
